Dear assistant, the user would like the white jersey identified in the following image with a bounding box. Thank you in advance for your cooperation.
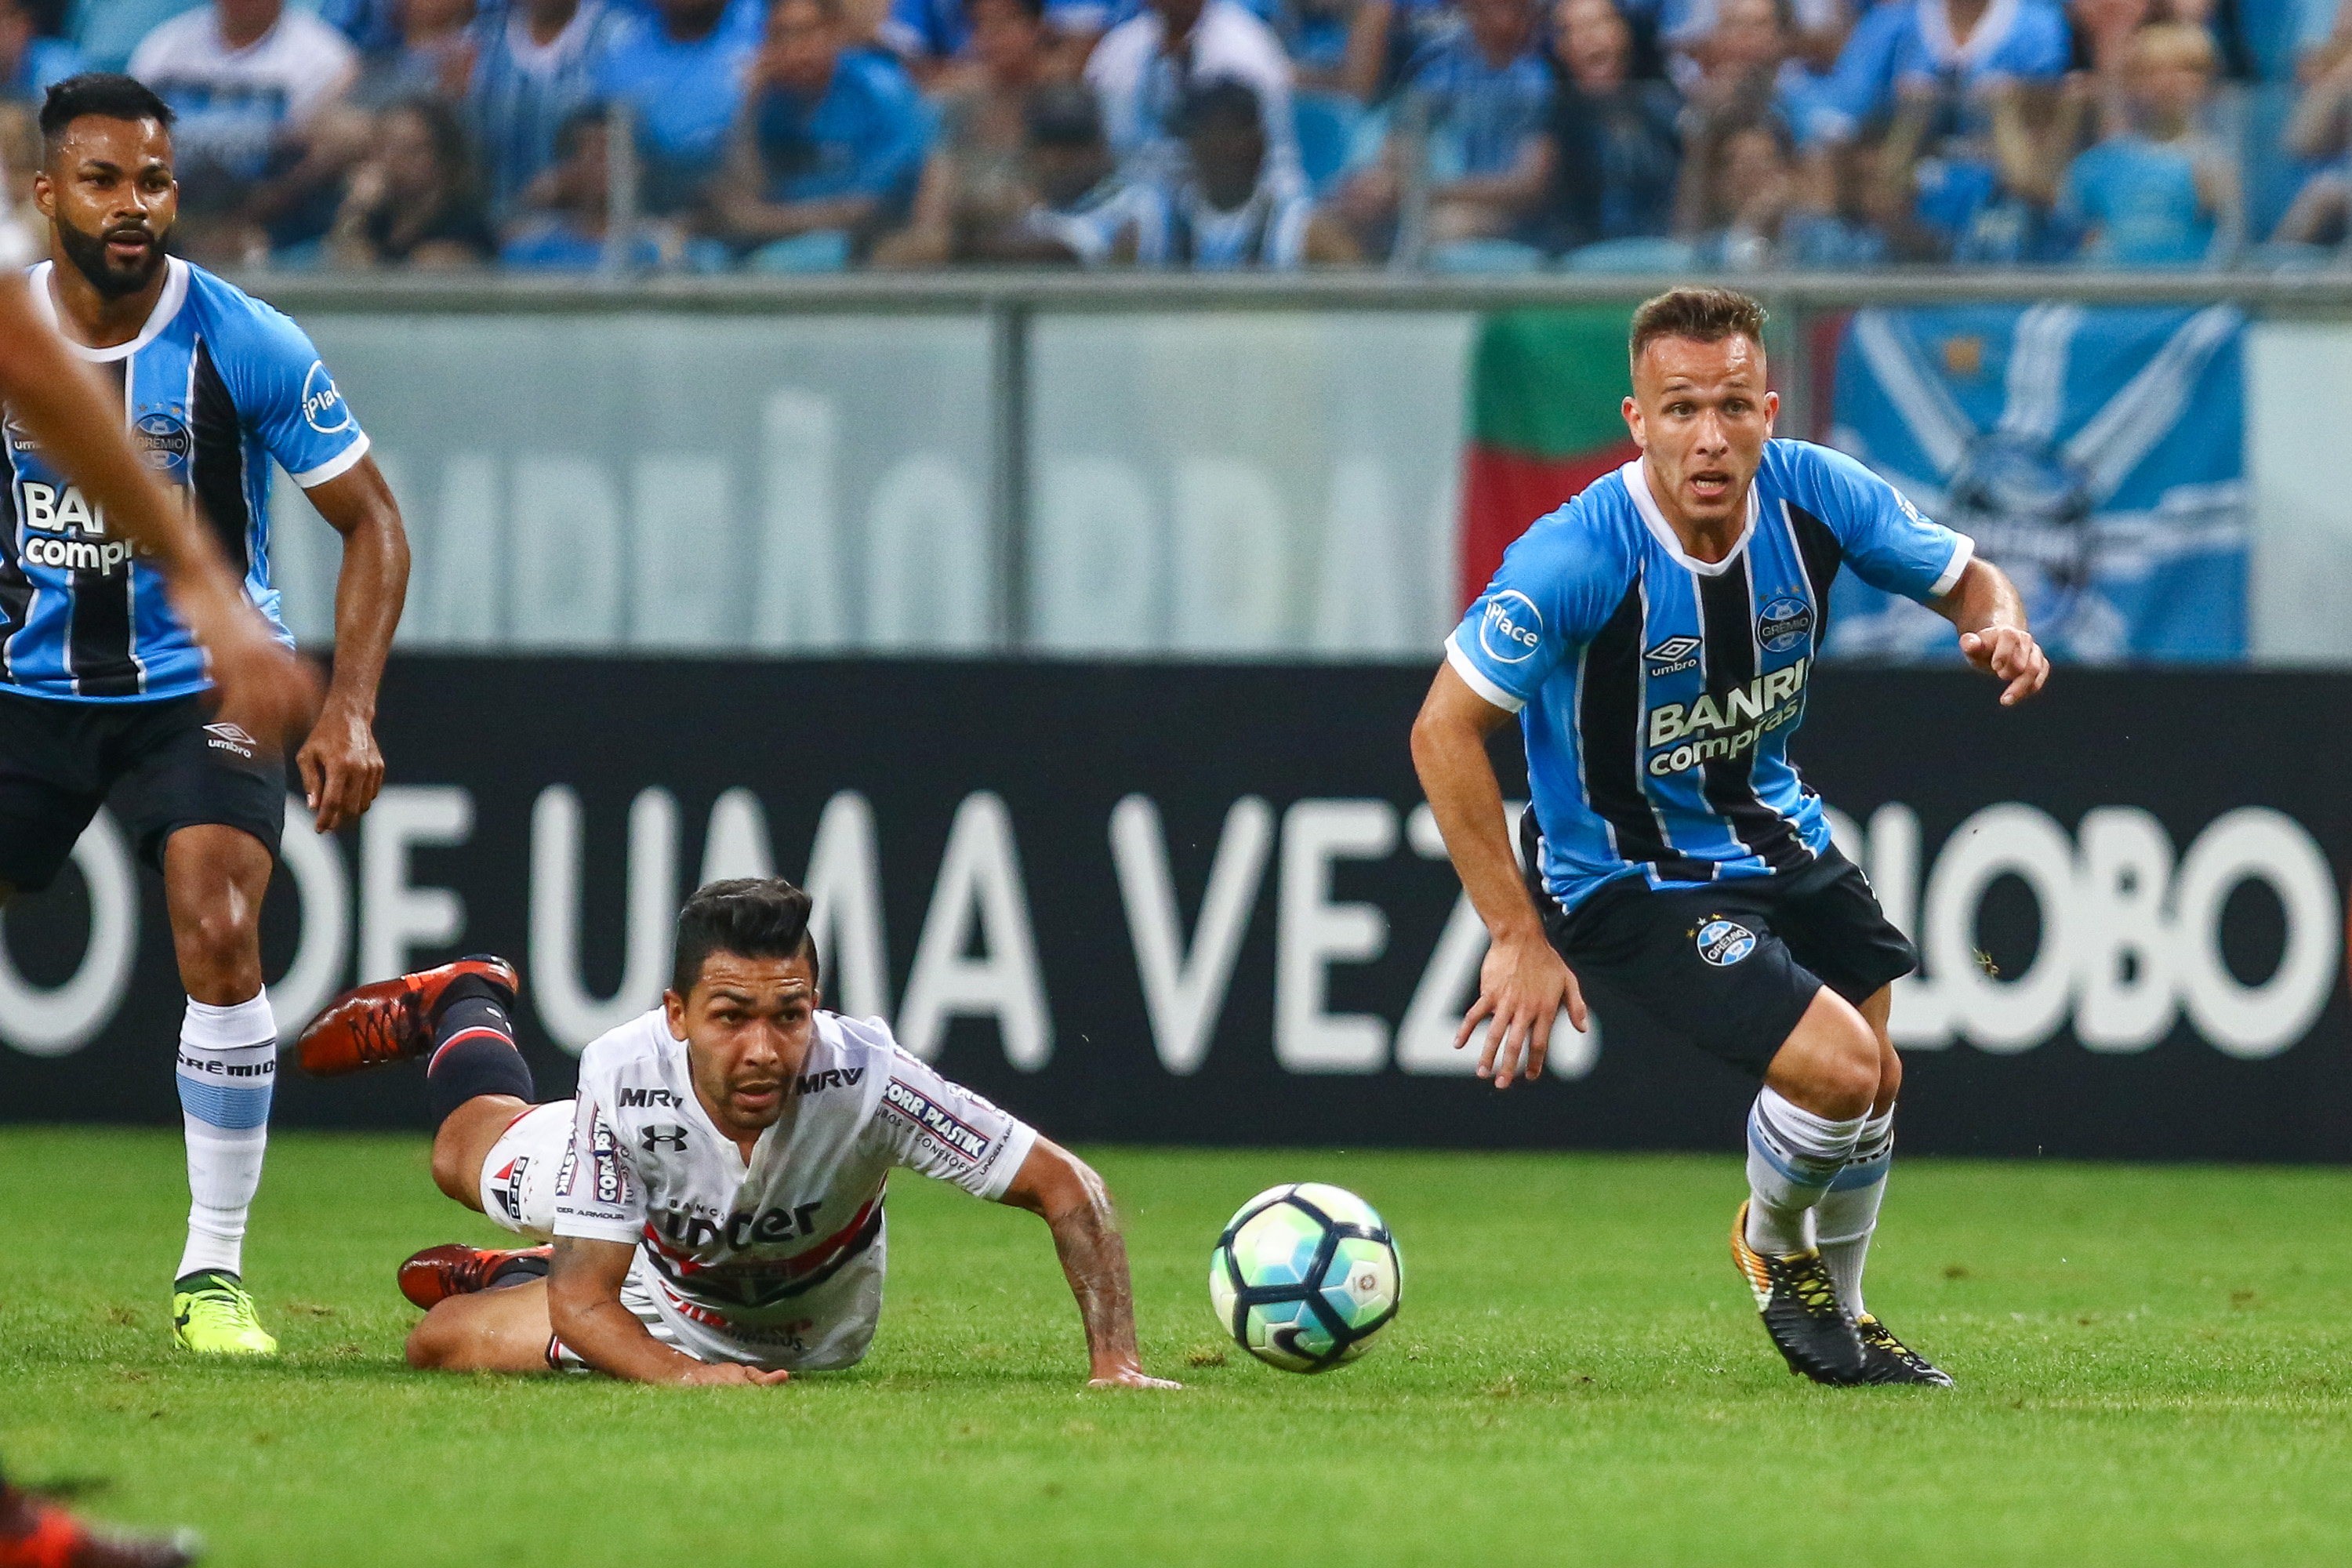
[548,1008,1038,1371]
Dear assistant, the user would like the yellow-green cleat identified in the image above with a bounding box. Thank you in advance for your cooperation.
[172,1271,278,1356]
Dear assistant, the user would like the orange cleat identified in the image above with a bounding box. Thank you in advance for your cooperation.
[397,1243,554,1311]
[0,1485,198,1568]
[295,956,518,1078]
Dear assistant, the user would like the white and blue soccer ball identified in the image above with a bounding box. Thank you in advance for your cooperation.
[1209,1183,1402,1373]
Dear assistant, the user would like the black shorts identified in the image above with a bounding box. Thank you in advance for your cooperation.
[1523,810,1918,1078]
[0,688,284,894]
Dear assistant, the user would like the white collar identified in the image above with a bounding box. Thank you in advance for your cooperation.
[1618,456,1758,577]
[1918,0,2021,70]
[30,257,191,363]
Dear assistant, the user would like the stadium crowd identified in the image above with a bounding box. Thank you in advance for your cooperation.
[1,0,2349,269]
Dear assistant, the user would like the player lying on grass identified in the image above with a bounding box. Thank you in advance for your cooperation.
[1413,286,2049,1388]
[296,877,1179,1390]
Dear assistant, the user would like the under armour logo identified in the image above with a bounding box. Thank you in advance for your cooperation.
[641,1125,688,1152]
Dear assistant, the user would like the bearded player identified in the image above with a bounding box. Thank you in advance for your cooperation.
[3,74,409,1356]
[1413,287,2048,1387]
[295,879,1179,1390]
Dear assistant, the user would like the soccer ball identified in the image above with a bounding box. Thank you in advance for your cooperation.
[1209,1182,1402,1372]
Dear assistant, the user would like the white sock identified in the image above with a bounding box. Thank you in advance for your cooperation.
[1744,1087,1867,1255]
[1815,1107,1896,1319]
[175,994,278,1280]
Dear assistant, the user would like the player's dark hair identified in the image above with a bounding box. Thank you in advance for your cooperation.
[38,73,175,157]
[671,878,822,1000]
[1628,286,1768,372]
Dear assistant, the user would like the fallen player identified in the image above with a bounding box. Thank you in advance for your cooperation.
[297,877,1178,1389]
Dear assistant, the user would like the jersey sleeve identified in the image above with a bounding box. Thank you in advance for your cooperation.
[1802,443,1974,604]
[1443,498,1630,713]
[550,1085,646,1243]
[218,297,371,489]
[863,1047,1039,1201]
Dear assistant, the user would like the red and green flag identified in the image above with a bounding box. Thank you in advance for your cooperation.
[1459,308,1641,609]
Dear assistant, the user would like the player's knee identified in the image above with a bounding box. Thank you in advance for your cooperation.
[173,902,260,978]
[430,1133,477,1207]
[404,1312,454,1370]
[1775,994,1882,1118]
[1876,1045,1904,1110]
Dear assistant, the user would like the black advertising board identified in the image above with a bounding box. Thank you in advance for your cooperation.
[3,659,2346,1161]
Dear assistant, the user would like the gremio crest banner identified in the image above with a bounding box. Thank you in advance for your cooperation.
[1828,304,2246,661]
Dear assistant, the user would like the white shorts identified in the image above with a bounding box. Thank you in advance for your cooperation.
[477,1100,574,1241]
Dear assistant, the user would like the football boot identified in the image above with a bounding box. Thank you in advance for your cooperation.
[296,956,517,1077]
[397,1243,553,1311]
[1856,1315,1955,1387]
[1730,1202,1866,1385]
[170,1272,277,1357]
[0,1486,199,1568]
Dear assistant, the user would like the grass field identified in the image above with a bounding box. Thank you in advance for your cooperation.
[5,1131,2351,1566]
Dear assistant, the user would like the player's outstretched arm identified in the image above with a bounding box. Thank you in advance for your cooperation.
[292,456,411,833]
[545,1236,789,1387]
[1410,663,1587,1089]
[0,276,320,746]
[1936,557,2050,706]
[1000,1138,1181,1390]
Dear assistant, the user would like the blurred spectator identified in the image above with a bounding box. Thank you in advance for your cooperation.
[874,0,1047,262]
[1084,0,1298,190]
[595,0,759,215]
[326,92,495,261]
[1664,0,1847,76]
[977,77,1163,260]
[1677,0,1847,147]
[2057,20,2237,263]
[1683,105,1879,262]
[128,0,361,258]
[1345,0,1471,102]
[2274,28,2350,245]
[1542,0,1682,251]
[1341,0,1554,249]
[1138,77,1357,261]
[344,0,476,107]
[468,0,622,216]
[69,0,201,74]
[4,0,85,101]
[2299,0,2349,77]
[501,100,670,261]
[321,0,408,54]
[712,0,933,266]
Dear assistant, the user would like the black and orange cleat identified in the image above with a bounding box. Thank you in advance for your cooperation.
[0,1483,198,1568]
[1730,1201,1867,1385]
[1856,1315,1955,1387]
[397,1243,553,1311]
[296,956,517,1078]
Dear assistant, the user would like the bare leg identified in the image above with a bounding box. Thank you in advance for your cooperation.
[405,1278,557,1374]
[430,1094,535,1211]
[1858,985,1901,1117]
[162,826,271,1004]
[1761,987,1886,1120]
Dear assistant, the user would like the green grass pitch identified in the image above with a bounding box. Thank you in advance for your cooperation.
[5,1130,2350,1566]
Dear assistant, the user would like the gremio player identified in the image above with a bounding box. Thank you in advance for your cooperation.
[2,76,410,1356]
[294,880,1181,1390]
[1412,288,2048,1387]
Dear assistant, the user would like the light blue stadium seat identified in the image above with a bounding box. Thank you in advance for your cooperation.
[1557,236,1695,272]
[1428,238,1547,273]
[743,231,851,274]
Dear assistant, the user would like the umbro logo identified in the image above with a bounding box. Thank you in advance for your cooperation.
[1644,635,1701,675]
[202,721,256,758]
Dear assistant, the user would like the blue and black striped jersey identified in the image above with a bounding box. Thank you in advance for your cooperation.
[1448,440,1973,912]
[2,257,369,702]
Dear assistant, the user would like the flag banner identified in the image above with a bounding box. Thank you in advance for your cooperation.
[1829,303,2247,662]
[1458,308,1642,608]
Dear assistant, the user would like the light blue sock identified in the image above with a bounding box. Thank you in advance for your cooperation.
[1744,1087,1867,1254]
[175,995,277,1279]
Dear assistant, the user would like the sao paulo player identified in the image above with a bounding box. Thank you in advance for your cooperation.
[294,879,1181,1390]
[1412,288,2048,1386]
[3,75,411,1356]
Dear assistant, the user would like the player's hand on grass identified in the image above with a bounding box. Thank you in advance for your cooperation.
[674,1362,792,1387]
[1958,625,2049,706]
[1457,928,1586,1090]
[297,699,387,834]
